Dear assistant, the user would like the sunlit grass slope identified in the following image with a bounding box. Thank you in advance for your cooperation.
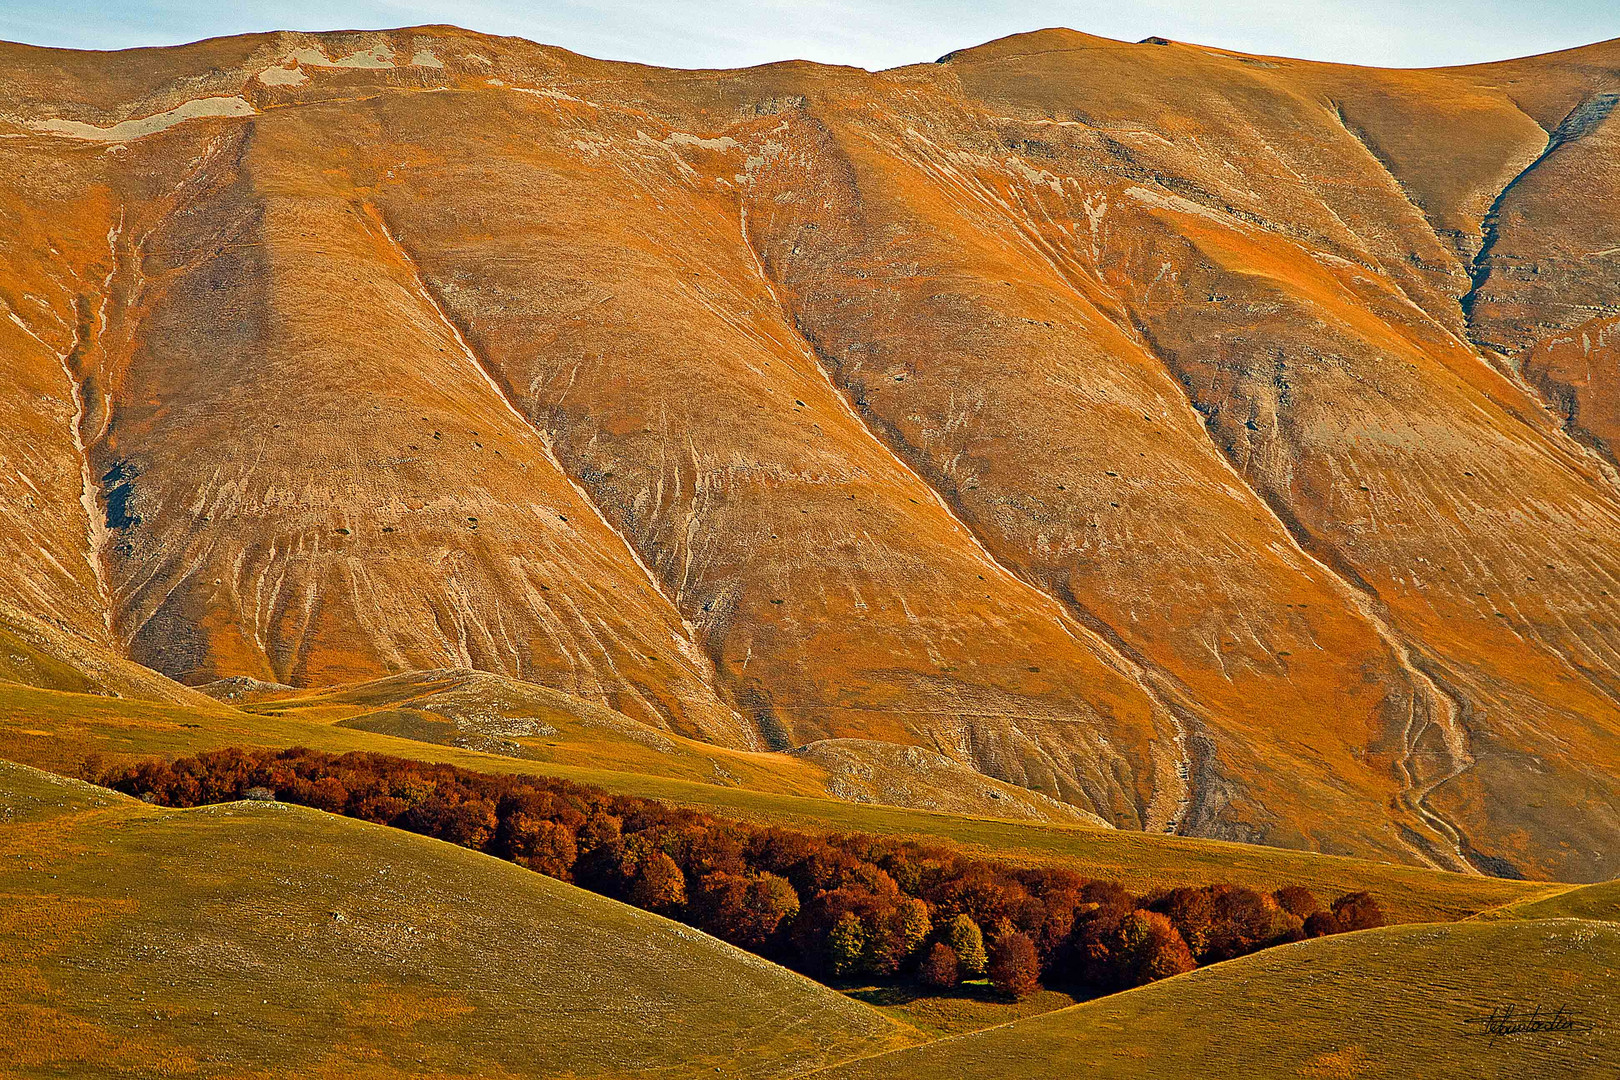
[231,669,1102,823]
[1479,879,1620,923]
[0,761,912,1079]
[0,604,218,706]
[0,679,1553,924]
[241,668,839,795]
[815,919,1620,1080]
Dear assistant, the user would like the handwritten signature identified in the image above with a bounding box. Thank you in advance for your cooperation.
[1465,1004,1590,1044]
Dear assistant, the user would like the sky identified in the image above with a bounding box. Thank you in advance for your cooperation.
[0,0,1615,71]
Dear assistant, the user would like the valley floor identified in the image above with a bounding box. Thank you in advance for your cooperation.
[1,677,1615,1078]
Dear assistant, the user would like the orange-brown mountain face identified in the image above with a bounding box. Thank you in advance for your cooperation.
[2,26,1618,881]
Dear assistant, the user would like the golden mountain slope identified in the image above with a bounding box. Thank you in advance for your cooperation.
[2,26,1618,878]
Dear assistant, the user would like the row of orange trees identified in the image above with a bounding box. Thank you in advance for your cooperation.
[88,747,1384,998]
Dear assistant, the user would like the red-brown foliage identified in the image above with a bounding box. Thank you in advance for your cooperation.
[1273,885,1322,919]
[1303,910,1343,937]
[1116,910,1196,986]
[987,931,1040,999]
[693,871,800,949]
[629,850,688,913]
[1331,890,1386,931]
[919,942,960,988]
[88,747,1380,998]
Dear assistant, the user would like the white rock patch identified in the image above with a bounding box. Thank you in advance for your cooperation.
[290,44,397,69]
[257,64,310,87]
[31,96,255,143]
[256,43,445,87]
[666,132,740,152]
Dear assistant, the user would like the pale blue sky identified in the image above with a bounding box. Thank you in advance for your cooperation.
[0,0,1614,70]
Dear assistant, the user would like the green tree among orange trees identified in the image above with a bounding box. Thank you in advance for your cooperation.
[946,914,988,978]
[826,913,870,978]
[866,896,932,976]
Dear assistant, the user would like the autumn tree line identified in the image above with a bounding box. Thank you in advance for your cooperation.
[86,747,1386,998]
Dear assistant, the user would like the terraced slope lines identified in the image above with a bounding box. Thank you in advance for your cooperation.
[1,26,1619,880]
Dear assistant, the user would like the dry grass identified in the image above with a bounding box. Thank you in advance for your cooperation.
[0,679,1555,925]
[814,919,1620,1080]
[1478,879,1620,924]
[0,761,913,1079]
[842,983,1086,1039]
[0,684,1607,1076]
[242,669,839,797]
[238,671,1104,823]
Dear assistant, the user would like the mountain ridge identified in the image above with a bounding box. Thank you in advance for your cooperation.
[2,23,1618,880]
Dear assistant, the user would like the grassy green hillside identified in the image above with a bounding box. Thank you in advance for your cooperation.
[2,681,1609,1076]
[1479,880,1620,924]
[0,604,220,706]
[814,919,1620,1080]
[0,761,913,1078]
[250,669,839,794]
[229,670,1103,823]
[0,679,1554,924]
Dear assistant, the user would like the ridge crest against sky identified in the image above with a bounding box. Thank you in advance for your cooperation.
[0,0,1615,71]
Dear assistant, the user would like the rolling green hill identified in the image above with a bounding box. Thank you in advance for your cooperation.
[0,761,913,1078]
[227,669,1102,823]
[2,677,1610,1078]
[1479,879,1620,924]
[813,919,1620,1080]
[4,746,1610,1078]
